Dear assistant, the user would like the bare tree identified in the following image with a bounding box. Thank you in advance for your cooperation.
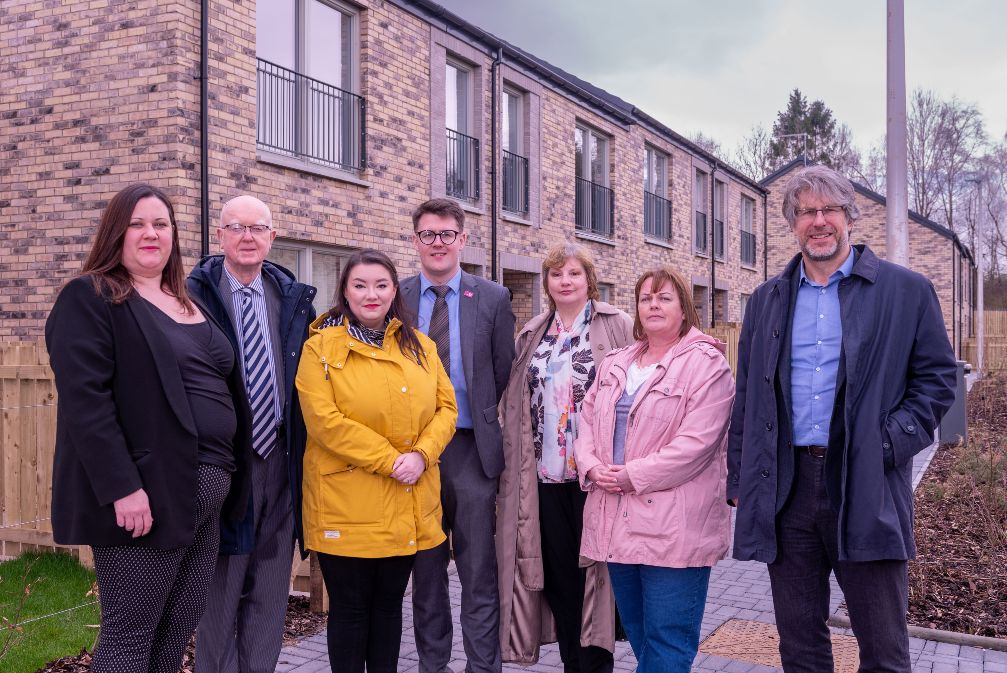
[936,98,986,236]
[907,89,945,219]
[732,124,775,181]
[849,136,887,194]
[689,132,725,160]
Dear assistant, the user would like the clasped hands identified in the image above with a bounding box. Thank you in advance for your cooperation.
[391,451,426,485]
[586,464,635,495]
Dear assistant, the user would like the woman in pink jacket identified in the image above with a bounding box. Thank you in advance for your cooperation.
[575,266,735,673]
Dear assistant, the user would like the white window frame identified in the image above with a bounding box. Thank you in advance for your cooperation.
[268,240,355,312]
[694,169,708,256]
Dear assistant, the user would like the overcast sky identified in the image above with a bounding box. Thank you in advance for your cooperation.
[433,0,1006,156]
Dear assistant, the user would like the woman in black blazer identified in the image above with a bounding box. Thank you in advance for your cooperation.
[45,184,252,673]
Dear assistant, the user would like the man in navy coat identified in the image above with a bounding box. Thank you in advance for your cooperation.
[727,165,956,673]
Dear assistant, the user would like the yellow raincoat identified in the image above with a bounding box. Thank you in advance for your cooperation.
[296,315,457,558]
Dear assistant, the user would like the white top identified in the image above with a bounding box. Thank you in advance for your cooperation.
[625,361,659,395]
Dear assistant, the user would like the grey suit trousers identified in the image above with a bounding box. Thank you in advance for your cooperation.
[196,444,294,673]
[412,430,502,673]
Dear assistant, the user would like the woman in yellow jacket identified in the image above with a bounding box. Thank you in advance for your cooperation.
[296,248,457,673]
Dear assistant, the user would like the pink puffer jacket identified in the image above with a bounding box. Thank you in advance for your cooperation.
[575,327,735,568]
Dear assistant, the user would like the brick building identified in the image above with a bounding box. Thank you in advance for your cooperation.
[1,0,769,337]
[761,159,977,356]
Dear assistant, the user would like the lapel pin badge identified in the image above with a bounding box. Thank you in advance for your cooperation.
[463,290,474,298]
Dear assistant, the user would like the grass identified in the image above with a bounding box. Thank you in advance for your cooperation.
[0,551,99,673]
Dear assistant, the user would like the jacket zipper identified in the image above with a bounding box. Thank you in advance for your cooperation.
[320,356,329,380]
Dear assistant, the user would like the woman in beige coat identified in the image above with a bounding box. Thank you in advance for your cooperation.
[496,243,634,671]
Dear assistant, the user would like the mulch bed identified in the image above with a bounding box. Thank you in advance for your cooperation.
[35,595,326,672]
[907,374,1007,638]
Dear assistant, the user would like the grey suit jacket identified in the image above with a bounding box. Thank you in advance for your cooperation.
[401,270,516,478]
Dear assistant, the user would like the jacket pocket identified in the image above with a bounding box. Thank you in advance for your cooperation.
[640,382,686,420]
[625,491,680,541]
[318,465,384,527]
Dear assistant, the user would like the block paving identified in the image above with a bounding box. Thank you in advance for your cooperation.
[277,437,1004,672]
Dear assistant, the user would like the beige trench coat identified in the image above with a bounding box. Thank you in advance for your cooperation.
[496,300,635,664]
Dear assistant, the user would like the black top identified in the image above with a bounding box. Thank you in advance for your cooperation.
[147,301,237,472]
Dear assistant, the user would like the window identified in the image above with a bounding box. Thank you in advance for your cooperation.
[268,242,354,313]
[644,146,671,241]
[575,125,613,236]
[692,284,709,328]
[713,180,726,260]
[740,293,751,323]
[598,283,614,304]
[502,87,528,214]
[255,0,364,172]
[446,60,479,200]
[694,169,708,255]
[741,196,756,266]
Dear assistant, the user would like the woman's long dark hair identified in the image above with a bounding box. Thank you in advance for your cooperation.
[327,249,426,368]
[80,183,195,313]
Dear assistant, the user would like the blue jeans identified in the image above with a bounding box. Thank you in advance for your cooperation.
[607,563,710,673]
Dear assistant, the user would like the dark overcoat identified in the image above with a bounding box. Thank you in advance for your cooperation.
[46,276,253,549]
[187,255,316,555]
[727,245,956,563]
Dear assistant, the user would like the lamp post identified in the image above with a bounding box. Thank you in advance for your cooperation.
[965,174,986,375]
[886,0,909,268]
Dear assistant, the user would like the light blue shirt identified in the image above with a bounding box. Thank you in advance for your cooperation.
[418,269,471,429]
[790,247,856,446]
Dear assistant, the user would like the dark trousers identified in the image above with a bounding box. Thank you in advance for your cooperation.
[538,481,614,673]
[412,430,501,673]
[91,465,231,673]
[197,442,294,673]
[316,553,415,673]
[768,450,911,673]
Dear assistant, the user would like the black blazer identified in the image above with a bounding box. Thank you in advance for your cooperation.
[45,276,252,549]
[400,271,516,478]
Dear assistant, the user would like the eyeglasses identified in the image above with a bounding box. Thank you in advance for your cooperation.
[795,205,845,222]
[220,223,272,236]
[415,229,460,245]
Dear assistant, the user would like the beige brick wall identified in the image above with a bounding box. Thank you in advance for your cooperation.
[1,0,768,337]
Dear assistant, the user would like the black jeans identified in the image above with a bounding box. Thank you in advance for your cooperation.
[767,450,911,673]
[316,553,415,673]
[539,481,614,673]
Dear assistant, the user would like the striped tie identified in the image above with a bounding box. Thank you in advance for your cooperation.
[429,285,451,377]
[240,287,277,458]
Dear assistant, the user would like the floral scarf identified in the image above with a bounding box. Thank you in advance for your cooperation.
[527,302,595,483]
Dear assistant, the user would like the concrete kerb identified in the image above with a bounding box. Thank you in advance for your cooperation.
[828,615,1007,653]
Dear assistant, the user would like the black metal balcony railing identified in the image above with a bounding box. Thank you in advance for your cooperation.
[446,129,480,200]
[502,150,529,214]
[695,211,708,254]
[256,58,366,171]
[714,218,725,259]
[644,190,672,241]
[741,229,757,266]
[575,176,614,237]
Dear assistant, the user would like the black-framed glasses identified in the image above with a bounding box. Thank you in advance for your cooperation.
[416,229,460,245]
[795,205,845,222]
[220,223,272,236]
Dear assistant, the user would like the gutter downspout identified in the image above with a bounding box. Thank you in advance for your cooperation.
[763,194,769,280]
[490,47,502,282]
[710,163,717,328]
[952,240,958,357]
[198,0,210,256]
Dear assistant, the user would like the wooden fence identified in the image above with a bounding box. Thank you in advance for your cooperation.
[707,323,741,375]
[0,341,91,565]
[962,310,1007,372]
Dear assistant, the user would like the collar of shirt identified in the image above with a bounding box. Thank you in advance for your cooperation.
[799,246,857,288]
[223,266,264,296]
[419,268,462,297]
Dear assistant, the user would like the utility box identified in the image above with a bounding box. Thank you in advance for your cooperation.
[939,360,968,445]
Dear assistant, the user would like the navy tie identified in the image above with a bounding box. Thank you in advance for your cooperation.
[240,287,277,458]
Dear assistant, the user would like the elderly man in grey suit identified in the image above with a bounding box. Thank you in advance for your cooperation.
[189,195,316,673]
[404,198,516,673]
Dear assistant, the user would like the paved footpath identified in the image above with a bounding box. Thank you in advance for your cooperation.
[277,439,1005,672]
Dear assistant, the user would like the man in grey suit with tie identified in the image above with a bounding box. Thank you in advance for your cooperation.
[404,198,516,673]
[188,195,316,673]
